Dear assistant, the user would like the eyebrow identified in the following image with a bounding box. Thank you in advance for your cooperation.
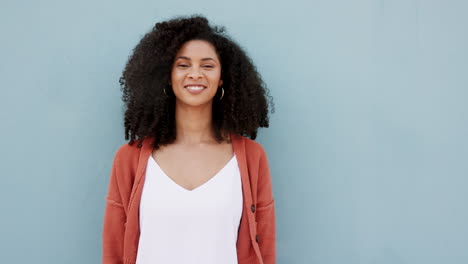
[175,56,217,62]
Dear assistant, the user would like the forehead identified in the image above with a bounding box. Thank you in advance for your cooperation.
[175,40,219,60]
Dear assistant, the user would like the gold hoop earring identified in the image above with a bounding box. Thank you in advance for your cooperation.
[218,87,224,101]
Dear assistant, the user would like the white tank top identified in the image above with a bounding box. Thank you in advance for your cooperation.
[136,153,243,264]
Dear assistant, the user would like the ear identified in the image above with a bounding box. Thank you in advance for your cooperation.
[219,79,223,86]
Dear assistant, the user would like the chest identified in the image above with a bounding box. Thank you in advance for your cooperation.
[151,143,234,191]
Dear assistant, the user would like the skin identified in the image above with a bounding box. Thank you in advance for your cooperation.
[152,39,234,192]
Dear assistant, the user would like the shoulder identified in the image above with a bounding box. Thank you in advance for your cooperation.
[244,136,265,151]
[238,135,268,160]
[112,140,145,165]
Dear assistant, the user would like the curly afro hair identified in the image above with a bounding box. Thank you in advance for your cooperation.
[119,14,274,149]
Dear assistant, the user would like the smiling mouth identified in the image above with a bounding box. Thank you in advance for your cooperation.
[184,85,206,94]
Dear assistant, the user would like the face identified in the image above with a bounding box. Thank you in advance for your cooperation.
[170,39,223,108]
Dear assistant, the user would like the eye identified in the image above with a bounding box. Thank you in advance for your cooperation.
[203,65,214,68]
[177,64,189,68]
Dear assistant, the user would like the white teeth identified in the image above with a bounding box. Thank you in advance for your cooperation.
[186,86,205,90]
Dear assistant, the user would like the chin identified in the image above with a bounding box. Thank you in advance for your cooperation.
[175,97,214,108]
[174,88,217,107]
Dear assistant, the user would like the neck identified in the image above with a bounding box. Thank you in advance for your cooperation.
[175,102,215,145]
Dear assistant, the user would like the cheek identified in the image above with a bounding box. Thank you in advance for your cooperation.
[208,70,222,82]
[171,71,184,83]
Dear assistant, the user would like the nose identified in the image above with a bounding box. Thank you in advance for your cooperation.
[187,66,203,79]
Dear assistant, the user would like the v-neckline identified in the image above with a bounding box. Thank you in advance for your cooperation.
[149,153,236,192]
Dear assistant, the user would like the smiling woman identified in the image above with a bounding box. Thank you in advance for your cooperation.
[102,14,276,264]
[118,15,273,148]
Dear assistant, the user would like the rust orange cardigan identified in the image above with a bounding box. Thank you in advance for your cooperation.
[102,132,276,264]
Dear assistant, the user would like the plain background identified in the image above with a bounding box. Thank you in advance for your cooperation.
[1,0,467,263]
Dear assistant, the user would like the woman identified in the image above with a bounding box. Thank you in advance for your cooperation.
[102,15,276,264]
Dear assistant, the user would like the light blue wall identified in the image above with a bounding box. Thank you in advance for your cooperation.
[1,0,467,263]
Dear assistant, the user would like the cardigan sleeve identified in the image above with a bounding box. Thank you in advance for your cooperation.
[102,149,127,264]
[256,147,277,264]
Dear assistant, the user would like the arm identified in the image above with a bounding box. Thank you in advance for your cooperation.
[256,147,277,264]
[102,150,127,264]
